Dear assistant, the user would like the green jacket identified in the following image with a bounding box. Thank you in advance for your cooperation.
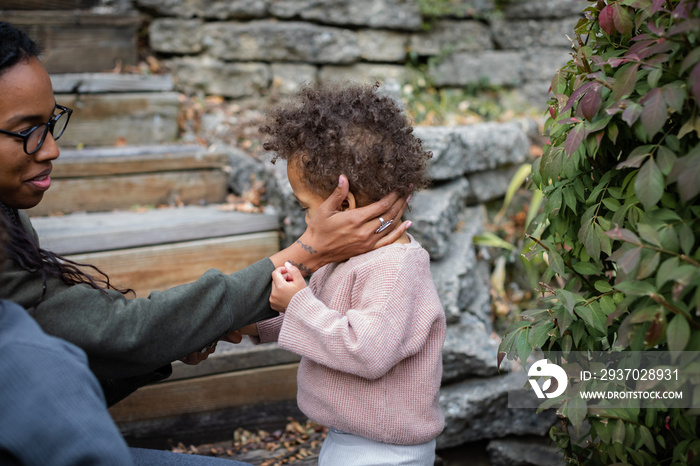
[0,211,278,405]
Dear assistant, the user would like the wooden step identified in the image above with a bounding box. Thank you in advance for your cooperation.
[50,73,180,148]
[112,338,302,447]
[28,145,227,216]
[32,204,280,296]
[5,10,141,74]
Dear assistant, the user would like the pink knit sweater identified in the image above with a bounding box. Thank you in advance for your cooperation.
[255,235,446,445]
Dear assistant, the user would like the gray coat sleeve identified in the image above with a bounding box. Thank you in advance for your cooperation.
[1,211,279,382]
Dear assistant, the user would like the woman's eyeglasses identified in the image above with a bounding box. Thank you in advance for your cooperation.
[0,104,73,155]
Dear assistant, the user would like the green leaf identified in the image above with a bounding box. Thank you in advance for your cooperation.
[615,280,656,296]
[679,223,694,256]
[656,145,677,175]
[578,220,602,261]
[668,145,700,203]
[636,251,660,280]
[613,63,640,100]
[473,232,516,251]
[573,261,601,275]
[613,419,626,444]
[592,419,612,444]
[637,223,661,247]
[548,249,567,277]
[529,321,555,350]
[595,280,614,293]
[657,257,680,288]
[635,158,664,209]
[516,327,532,365]
[612,3,634,34]
[667,314,691,352]
[563,397,588,430]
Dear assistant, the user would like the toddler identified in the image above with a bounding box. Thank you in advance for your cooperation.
[247,82,445,466]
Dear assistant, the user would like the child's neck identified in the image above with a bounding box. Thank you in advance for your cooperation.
[393,232,410,244]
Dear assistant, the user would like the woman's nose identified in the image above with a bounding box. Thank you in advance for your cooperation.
[33,132,60,162]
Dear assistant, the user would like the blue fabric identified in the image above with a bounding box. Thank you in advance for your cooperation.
[0,300,252,465]
[0,299,133,465]
[130,448,250,465]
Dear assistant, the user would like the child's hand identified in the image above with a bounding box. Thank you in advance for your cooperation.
[270,261,307,312]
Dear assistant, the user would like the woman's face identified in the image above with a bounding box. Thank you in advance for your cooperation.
[0,57,60,210]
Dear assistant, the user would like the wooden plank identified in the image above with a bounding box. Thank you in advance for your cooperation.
[168,340,300,382]
[63,232,279,296]
[117,399,305,449]
[109,363,300,423]
[5,11,142,74]
[32,206,279,254]
[51,147,229,178]
[26,170,228,216]
[54,92,180,147]
[1,1,101,11]
[51,73,175,94]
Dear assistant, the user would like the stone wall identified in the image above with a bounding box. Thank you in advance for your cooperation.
[136,0,587,109]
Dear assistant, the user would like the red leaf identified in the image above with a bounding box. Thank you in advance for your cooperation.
[651,0,666,13]
[599,4,616,35]
[580,84,603,121]
[606,226,641,244]
[616,153,648,169]
[668,149,700,202]
[641,88,668,137]
[561,82,595,114]
[622,102,643,126]
[648,22,664,36]
[681,46,700,73]
[690,62,700,104]
[565,123,585,156]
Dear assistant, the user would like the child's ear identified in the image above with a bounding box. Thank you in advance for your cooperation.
[341,192,357,211]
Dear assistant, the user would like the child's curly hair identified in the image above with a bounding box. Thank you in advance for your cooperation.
[260,82,432,205]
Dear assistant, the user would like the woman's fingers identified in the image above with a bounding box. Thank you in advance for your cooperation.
[373,220,412,249]
[316,174,350,219]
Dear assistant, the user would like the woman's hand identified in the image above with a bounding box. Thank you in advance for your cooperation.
[179,329,243,365]
[270,262,307,312]
[238,323,259,336]
[270,175,411,273]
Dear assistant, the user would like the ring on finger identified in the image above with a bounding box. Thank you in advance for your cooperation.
[375,216,393,234]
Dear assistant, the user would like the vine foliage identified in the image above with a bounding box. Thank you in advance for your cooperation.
[498,0,700,464]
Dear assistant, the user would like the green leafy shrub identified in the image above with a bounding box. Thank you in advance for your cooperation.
[498,0,700,463]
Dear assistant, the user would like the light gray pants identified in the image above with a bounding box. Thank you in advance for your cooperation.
[319,429,436,466]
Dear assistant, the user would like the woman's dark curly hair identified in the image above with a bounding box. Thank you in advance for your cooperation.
[260,82,432,205]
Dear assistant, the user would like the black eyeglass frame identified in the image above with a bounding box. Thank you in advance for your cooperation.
[0,104,73,155]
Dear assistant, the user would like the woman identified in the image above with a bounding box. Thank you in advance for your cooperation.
[0,22,409,406]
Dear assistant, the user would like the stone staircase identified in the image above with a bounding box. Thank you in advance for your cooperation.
[5,4,297,447]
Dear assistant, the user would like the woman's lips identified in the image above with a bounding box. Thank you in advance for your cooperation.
[27,173,52,191]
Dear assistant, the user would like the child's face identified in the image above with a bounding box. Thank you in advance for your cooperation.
[287,162,327,225]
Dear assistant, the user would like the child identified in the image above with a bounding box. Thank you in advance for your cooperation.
[247,82,445,465]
